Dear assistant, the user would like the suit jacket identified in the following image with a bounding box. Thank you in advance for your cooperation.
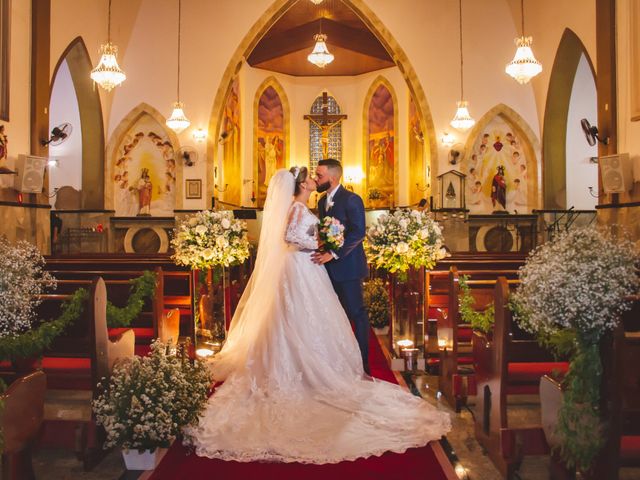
[318,185,369,282]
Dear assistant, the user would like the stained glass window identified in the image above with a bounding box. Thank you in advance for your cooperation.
[309,95,342,173]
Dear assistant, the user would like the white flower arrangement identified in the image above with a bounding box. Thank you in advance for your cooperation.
[365,209,448,273]
[512,226,639,339]
[171,210,250,270]
[93,341,212,452]
[0,237,56,339]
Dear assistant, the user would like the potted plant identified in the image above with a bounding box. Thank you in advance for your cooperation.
[93,341,212,470]
[364,279,391,334]
[511,226,639,476]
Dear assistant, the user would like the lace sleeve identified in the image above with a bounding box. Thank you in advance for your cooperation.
[285,203,318,250]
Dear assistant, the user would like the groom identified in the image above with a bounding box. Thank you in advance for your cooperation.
[312,159,370,375]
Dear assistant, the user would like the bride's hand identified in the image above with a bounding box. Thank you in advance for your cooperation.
[311,251,333,265]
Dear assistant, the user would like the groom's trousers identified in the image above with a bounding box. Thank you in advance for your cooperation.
[331,279,370,374]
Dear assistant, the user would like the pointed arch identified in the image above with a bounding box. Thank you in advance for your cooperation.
[543,28,596,209]
[50,36,105,209]
[205,0,437,203]
[253,76,289,207]
[463,103,541,211]
[105,102,182,211]
[362,75,398,207]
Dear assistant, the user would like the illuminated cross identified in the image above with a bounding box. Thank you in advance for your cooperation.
[304,91,347,159]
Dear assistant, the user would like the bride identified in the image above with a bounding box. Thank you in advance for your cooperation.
[185,167,450,463]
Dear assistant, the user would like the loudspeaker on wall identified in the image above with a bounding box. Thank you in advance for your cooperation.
[599,153,632,194]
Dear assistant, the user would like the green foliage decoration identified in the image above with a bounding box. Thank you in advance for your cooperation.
[458,275,495,334]
[105,270,157,328]
[364,279,391,329]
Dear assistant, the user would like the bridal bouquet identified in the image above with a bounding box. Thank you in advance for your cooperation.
[319,216,345,252]
[365,209,447,273]
[171,210,250,270]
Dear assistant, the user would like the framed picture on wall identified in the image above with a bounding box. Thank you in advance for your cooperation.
[186,179,202,199]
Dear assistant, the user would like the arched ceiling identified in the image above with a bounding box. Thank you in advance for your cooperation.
[247,0,395,76]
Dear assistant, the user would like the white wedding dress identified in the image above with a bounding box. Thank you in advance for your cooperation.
[185,169,451,464]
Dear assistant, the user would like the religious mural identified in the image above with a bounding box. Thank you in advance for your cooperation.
[256,86,285,208]
[367,84,394,207]
[222,78,241,206]
[408,97,426,206]
[113,115,175,216]
[464,116,532,214]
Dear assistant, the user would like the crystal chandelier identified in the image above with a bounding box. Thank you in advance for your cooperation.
[307,17,334,68]
[310,0,324,4]
[166,0,190,133]
[505,0,542,84]
[90,0,126,91]
[450,0,475,131]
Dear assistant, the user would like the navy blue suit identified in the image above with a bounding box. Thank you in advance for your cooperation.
[318,185,370,373]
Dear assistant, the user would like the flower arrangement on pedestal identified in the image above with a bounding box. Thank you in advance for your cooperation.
[510,226,639,473]
[171,210,250,270]
[364,278,391,331]
[365,209,448,274]
[93,341,212,469]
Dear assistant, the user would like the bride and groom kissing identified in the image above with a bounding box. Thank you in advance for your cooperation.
[185,159,450,464]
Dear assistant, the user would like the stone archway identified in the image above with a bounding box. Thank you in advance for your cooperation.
[543,29,596,209]
[205,0,437,203]
[362,75,399,207]
[50,37,104,209]
[463,103,541,210]
[105,102,182,211]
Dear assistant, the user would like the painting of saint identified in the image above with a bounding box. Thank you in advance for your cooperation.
[113,115,175,216]
[222,78,241,206]
[256,85,285,207]
[367,84,395,207]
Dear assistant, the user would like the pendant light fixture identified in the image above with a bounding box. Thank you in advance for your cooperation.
[450,0,475,131]
[166,0,190,133]
[505,0,542,84]
[90,0,126,91]
[307,17,334,68]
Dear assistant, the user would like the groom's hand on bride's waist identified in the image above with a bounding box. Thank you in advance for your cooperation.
[311,251,334,265]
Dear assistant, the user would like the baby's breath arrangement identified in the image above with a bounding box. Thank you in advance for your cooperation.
[172,210,250,270]
[365,209,448,274]
[0,237,56,338]
[511,226,639,472]
[93,341,212,453]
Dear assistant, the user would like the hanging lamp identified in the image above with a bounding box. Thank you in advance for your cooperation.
[90,0,126,91]
[505,0,542,84]
[450,0,475,131]
[307,17,334,68]
[166,0,191,133]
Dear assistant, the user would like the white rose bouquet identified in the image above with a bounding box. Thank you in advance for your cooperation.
[365,209,448,273]
[171,210,250,270]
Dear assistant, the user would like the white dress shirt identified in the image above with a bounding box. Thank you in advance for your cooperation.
[325,184,342,210]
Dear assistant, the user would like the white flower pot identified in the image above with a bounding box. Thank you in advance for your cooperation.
[373,325,390,335]
[122,448,166,470]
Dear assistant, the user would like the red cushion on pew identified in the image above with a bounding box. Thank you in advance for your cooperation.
[458,356,474,365]
[109,327,154,341]
[508,362,569,384]
[42,357,91,371]
[42,356,93,390]
[621,436,640,460]
[458,327,473,342]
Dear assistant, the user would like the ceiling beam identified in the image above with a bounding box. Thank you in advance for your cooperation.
[248,18,392,66]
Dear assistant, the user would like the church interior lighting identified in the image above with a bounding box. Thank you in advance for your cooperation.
[505,0,542,84]
[450,0,475,131]
[90,0,126,91]
[166,0,191,133]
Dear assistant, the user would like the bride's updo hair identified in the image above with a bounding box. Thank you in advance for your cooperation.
[289,166,309,195]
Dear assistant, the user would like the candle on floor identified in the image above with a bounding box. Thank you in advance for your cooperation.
[401,347,419,371]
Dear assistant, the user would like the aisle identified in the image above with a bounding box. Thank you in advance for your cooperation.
[148,332,454,480]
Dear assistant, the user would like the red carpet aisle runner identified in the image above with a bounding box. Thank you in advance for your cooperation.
[149,332,453,480]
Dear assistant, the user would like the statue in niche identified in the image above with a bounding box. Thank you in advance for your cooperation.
[134,168,153,216]
[491,165,507,211]
[0,125,7,161]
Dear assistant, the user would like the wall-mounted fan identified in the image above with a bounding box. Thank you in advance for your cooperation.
[177,146,198,167]
[581,118,608,146]
[41,123,73,147]
[448,143,464,165]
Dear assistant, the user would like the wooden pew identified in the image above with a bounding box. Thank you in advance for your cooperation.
[473,276,569,479]
[437,267,519,412]
[40,277,135,470]
[1,371,46,480]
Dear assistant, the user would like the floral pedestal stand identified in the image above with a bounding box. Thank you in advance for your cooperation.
[388,267,426,363]
[192,267,228,355]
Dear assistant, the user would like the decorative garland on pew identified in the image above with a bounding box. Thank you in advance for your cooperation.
[105,270,157,328]
[458,275,494,334]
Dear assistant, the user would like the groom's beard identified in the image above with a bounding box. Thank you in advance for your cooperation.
[316,181,331,193]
